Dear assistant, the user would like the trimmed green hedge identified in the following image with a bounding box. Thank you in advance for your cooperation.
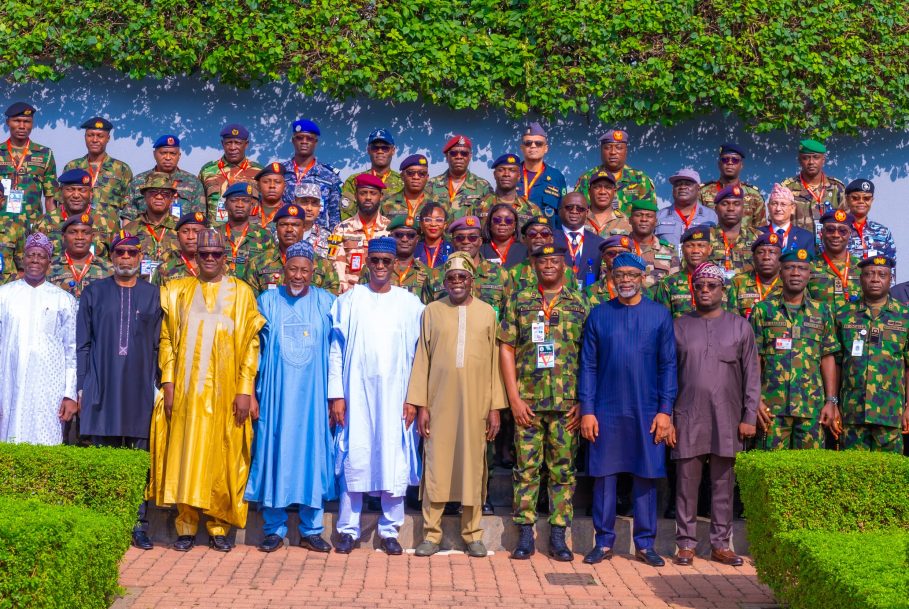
[737,450,909,609]
[0,497,126,609]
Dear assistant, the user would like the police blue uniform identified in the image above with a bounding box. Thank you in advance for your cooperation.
[517,162,567,221]
[280,119,342,230]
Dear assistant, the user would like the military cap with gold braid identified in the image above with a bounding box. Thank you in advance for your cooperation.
[680,225,711,243]
[858,255,895,269]
[80,117,113,131]
[521,216,551,235]
[531,244,568,258]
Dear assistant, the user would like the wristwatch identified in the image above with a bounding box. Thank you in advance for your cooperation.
[825,396,839,405]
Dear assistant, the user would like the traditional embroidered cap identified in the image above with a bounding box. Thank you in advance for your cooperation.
[255,162,286,180]
[448,215,482,234]
[799,139,826,154]
[599,234,632,252]
[292,119,320,136]
[294,181,323,202]
[367,236,397,255]
[629,198,659,213]
[718,142,747,159]
[589,169,617,186]
[140,171,178,192]
[692,262,726,283]
[367,128,394,145]
[769,183,795,204]
[779,248,814,263]
[388,215,420,231]
[223,182,258,199]
[4,102,35,118]
[285,239,315,262]
[714,184,745,204]
[845,178,874,195]
[58,168,92,186]
[491,153,521,168]
[599,129,628,144]
[153,134,180,149]
[858,255,895,269]
[521,216,551,235]
[196,229,225,251]
[668,168,701,185]
[681,225,712,243]
[612,252,646,271]
[110,230,141,249]
[220,123,250,140]
[819,209,855,226]
[399,154,429,171]
[443,251,475,277]
[354,173,387,191]
[524,122,547,138]
[443,135,472,153]
[61,213,93,231]
[274,204,304,222]
[531,244,568,258]
[80,117,113,131]
[24,232,53,258]
[176,212,209,230]
[751,231,783,252]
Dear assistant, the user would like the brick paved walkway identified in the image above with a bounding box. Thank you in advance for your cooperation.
[115,546,776,609]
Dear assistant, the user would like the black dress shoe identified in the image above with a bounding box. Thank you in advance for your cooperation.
[511,524,535,560]
[132,530,153,550]
[300,534,332,553]
[482,500,494,516]
[443,501,461,516]
[209,535,232,552]
[172,535,195,552]
[548,525,573,562]
[582,546,614,564]
[381,537,403,555]
[635,548,665,567]
[258,534,283,553]
[334,533,356,554]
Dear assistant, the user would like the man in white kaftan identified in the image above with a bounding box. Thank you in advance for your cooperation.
[328,236,424,555]
[0,233,77,445]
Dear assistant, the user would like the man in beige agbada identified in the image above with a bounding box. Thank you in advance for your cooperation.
[407,251,507,558]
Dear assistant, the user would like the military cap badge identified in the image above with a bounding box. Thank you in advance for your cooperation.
[797,249,808,260]
[733,186,742,196]
[295,125,302,132]
[769,233,779,244]
[419,158,427,165]
[613,130,624,141]
[81,213,90,223]
[272,162,281,172]
[167,136,175,146]
[288,206,299,216]
[246,184,253,195]
[405,217,414,227]
[620,236,630,247]
[466,217,476,226]
[875,256,886,265]
[693,231,703,239]
[95,121,104,129]
[508,156,516,163]
[195,212,205,222]
[81,175,90,185]
[543,246,554,254]
[834,210,847,222]
[458,136,466,145]
[862,181,871,191]
[540,217,549,224]
[232,128,240,136]
[23,109,32,116]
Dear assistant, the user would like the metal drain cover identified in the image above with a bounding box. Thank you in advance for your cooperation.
[544,573,598,586]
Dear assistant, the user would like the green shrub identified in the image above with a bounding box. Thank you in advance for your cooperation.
[0,496,126,609]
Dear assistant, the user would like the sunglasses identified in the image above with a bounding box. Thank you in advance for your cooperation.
[492,216,515,225]
[563,204,587,212]
[404,170,428,178]
[368,256,395,267]
[146,188,175,199]
[446,272,472,284]
[453,234,481,243]
[719,156,742,165]
[525,229,553,239]
[113,248,141,258]
[693,281,723,291]
[522,140,546,148]
[391,230,418,240]
[823,226,851,236]
[447,150,470,158]
[370,144,392,152]
[198,251,225,260]
[602,249,625,258]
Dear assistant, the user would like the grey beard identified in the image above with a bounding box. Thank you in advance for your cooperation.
[617,286,639,298]
[114,264,140,277]
[288,285,306,296]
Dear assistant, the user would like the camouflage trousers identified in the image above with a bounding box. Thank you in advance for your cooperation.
[840,424,904,453]
[754,416,822,450]
[513,410,577,526]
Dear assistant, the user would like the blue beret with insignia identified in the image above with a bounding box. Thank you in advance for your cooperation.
[491,153,521,168]
[292,119,320,136]
[153,134,180,149]
[274,204,304,222]
[819,209,855,226]
[58,168,92,186]
[718,142,747,159]
[681,225,712,243]
[223,182,257,199]
[845,179,874,195]
[399,154,428,171]
[220,123,250,140]
[858,255,894,269]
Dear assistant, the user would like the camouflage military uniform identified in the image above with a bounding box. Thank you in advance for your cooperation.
[215,222,277,281]
[46,254,112,299]
[425,170,492,215]
[0,212,26,285]
[653,269,698,318]
[499,284,588,526]
[780,174,846,236]
[699,181,767,230]
[33,208,118,258]
[280,159,342,230]
[62,155,133,224]
[340,169,403,222]
[504,259,579,300]
[585,209,632,238]
[379,190,437,223]
[0,139,56,227]
[150,254,196,287]
[359,257,432,303]
[424,258,508,318]
[633,235,680,288]
[330,213,390,293]
[807,254,862,312]
[241,249,340,296]
[726,272,782,319]
[833,297,909,453]
[750,294,838,449]
[122,214,181,281]
[125,168,206,222]
[197,157,262,223]
[574,165,657,217]
[709,226,761,278]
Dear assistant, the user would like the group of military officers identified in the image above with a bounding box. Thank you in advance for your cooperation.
[1,99,908,563]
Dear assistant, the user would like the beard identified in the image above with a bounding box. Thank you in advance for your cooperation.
[288,285,307,296]
[617,285,640,298]
[113,264,140,277]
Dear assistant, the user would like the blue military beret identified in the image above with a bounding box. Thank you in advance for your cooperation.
[612,252,646,271]
[274,204,304,222]
[367,236,397,255]
[399,154,429,171]
[714,184,745,204]
[845,179,874,195]
[58,168,92,186]
[175,211,208,230]
[367,128,394,146]
[599,234,633,252]
[4,102,35,118]
[780,248,815,264]
[80,117,113,131]
[718,142,747,159]
[858,255,894,269]
[153,134,180,149]
[681,225,712,243]
[223,182,258,199]
[599,129,628,144]
[286,239,315,261]
[524,122,547,138]
[292,119,320,136]
[491,153,521,168]
[819,209,855,226]
[751,231,783,252]
[220,123,250,140]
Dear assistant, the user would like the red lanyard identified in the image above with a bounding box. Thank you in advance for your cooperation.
[145,222,167,255]
[65,252,93,284]
[720,230,734,270]
[225,223,249,260]
[538,285,563,320]
[674,205,697,230]
[257,205,280,226]
[566,232,583,272]
[755,275,779,301]
[218,158,249,184]
[822,252,851,301]
[423,242,442,268]
[854,221,869,258]
[686,271,696,307]
[800,173,828,213]
[370,168,390,183]
[86,154,106,187]
[360,215,377,242]
[405,194,424,219]
[396,259,414,284]
[489,238,514,264]
[181,254,198,277]
[522,164,544,196]
[447,175,467,202]
[6,140,30,187]
[293,158,315,182]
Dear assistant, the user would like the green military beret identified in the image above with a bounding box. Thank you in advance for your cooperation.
[799,139,827,154]
[388,215,420,231]
[779,248,815,264]
[629,198,658,213]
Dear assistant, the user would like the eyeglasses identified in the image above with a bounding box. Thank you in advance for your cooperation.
[446,272,472,284]
[522,139,546,148]
[197,251,225,260]
[421,216,445,224]
[602,249,625,258]
[525,229,552,239]
[613,272,643,281]
[368,256,395,267]
[492,216,515,225]
[693,281,723,291]
[563,204,587,212]
[370,144,392,153]
[403,170,428,178]
[453,234,481,243]
[447,150,470,158]
[823,226,851,236]
[719,156,742,165]
[146,189,175,199]
[113,248,141,258]
[391,230,418,241]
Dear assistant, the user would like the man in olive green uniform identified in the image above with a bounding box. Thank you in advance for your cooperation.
[46,214,112,299]
[243,203,339,295]
[126,134,206,222]
[808,209,862,310]
[360,215,431,302]
[426,135,492,214]
[151,212,208,286]
[466,153,537,228]
[654,226,717,318]
[0,181,26,285]
[832,256,909,452]
[34,169,116,257]
[499,245,586,562]
[727,232,783,319]
[585,170,631,238]
[574,130,656,216]
[123,172,181,280]
[380,154,435,223]
[699,143,767,230]
[749,248,839,450]
[708,185,761,279]
[340,129,403,221]
[215,182,277,280]
[780,139,846,237]
[0,102,57,225]
[62,117,133,225]
[628,199,679,288]
[198,123,262,223]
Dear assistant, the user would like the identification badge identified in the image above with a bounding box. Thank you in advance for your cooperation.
[775,337,793,350]
[216,197,228,222]
[723,269,737,281]
[536,342,555,369]
[267,283,278,291]
[171,202,182,218]
[140,259,161,277]
[349,252,363,272]
[232,256,246,265]
[6,189,24,214]
[851,339,864,356]
[792,326,801,339]
[834,279,843,294]
[531,321,545,343]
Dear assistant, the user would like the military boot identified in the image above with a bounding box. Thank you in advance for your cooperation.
[548,525,573,562]
[511,524,535,560]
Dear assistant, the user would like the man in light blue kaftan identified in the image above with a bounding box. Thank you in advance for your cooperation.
[244,240,336,554]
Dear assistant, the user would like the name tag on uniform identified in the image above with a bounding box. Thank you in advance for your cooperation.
[655,254,673,261]
[349,252,363,272]
[775,337,793,350]
[851,339,864,356]
[536,342,555,369]
[171,202,182,218]
[834,279,843,294]
[6,188,23,214]
[140,259,161,276]
[531,322,545,343]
